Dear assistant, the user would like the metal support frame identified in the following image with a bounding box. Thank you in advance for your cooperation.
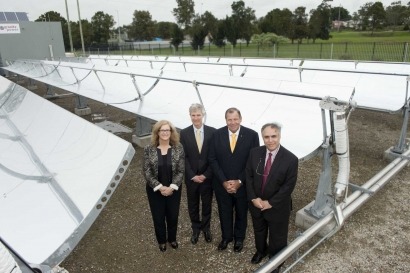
[75,95,88,109]
[391,78,410,154]
[306,137,334,218]
[134,115,153,137]
[306,97,352,219]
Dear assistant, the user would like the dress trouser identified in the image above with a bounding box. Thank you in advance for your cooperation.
[214,188,248,242]
[251,211,289,256]
[146,184,182,244]
[186,180,213,232]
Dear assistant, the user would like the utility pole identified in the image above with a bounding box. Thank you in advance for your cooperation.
[76,0,85,56]
[116,10,121,43]
[337,4,341,32]
[64,0,74,52]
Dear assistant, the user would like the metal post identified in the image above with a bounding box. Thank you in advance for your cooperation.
[76,0,86,56]
[402,42,408,62]
[330,43,334,59]
[320,43,323,59]
[116,10,121,43]
[64,0,74,52]
[392,78,410,154]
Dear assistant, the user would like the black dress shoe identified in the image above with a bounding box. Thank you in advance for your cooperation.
[170,241,178,249]
[251,252,266,264]
[234,240,243,252]
[203,230,212,242]
[191,231,200,245]
[159,244,166,252]
[217,240,230,250]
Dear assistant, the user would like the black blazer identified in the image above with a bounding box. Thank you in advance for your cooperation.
[180,124,216,181]
[209,125,259,197]
[246,145,298,221]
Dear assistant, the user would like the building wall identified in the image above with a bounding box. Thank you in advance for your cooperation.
[0,21,65,63]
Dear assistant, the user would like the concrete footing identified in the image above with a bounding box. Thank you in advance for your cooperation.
[295,200,337,237]
[27,85,38,90]
[384,143,409,162]
[74,107,91,116]
[132,134,151,148]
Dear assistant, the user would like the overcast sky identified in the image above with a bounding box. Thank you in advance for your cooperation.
[5,0,395,26]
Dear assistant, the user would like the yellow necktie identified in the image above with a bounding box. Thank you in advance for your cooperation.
[196,129,202,153]
[230,133,236,152]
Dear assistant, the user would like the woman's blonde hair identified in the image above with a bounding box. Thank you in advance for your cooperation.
[151,120,180,146]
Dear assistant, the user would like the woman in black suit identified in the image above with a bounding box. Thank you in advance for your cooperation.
[143,120,184,252]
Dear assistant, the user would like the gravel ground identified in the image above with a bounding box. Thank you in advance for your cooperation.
[19,81,410,273]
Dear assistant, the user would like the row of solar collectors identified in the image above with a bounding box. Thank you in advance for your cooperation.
[82,55,410,112]
[0,76,135,270]
[4,59,340,160]
[0,12,29,22]
[87,55,410,74]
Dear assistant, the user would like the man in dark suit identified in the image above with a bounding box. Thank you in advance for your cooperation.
[245,122,298,272]
[209,107,259,252]
[180,103,216,244]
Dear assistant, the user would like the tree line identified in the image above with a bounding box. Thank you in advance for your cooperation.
[36,0,410,52]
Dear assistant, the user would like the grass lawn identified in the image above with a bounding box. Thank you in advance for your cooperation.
[318,30,410,43]
[104,30,410,61]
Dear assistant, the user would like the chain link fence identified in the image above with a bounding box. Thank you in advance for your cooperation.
[87,41,410,62]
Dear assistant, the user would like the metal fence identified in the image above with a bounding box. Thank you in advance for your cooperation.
[87,41,410,62]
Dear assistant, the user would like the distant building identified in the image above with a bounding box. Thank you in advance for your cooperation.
[0,11,65,65]
[332,19,359,30]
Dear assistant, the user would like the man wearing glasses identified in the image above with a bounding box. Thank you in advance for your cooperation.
[245,122,298,272]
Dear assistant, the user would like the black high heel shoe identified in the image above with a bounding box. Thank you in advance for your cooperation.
[159,244,166,252]
[170,241,178,249]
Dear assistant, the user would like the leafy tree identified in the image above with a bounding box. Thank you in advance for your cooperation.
[36,11,66,22]
[224,15,239,47]
[189,17,208,50]
[369,2,387,32]
[71,19,93,49]
[258,8,293,38]
[251,33,289,50]
[91,11,114,44]
[170,24,184,50]
[231,0,256,46]
[156,22,177,39]
[129,10,156,41]
[291,7,308,44]
[308,1,332,43]
[214,19,227,47]
[386,1,407,29]
[359,1,386,33]
[199,11,219,42]
[351,12,360,29]
[330,6,351,21]
[173,0,195,30]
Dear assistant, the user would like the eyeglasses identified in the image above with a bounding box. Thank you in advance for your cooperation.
[256,158,268,176]
[159,129,171,133]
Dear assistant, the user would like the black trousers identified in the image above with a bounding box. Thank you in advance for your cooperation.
[186,179,213,232]
[146,184,182,244]
[251,210,289,257]
[214,189,248,242]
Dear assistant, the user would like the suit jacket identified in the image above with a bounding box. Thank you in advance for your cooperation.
[209,125,259,197]
[180,125,216,182]
[143,143,185,189]
[246,145,298,221]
